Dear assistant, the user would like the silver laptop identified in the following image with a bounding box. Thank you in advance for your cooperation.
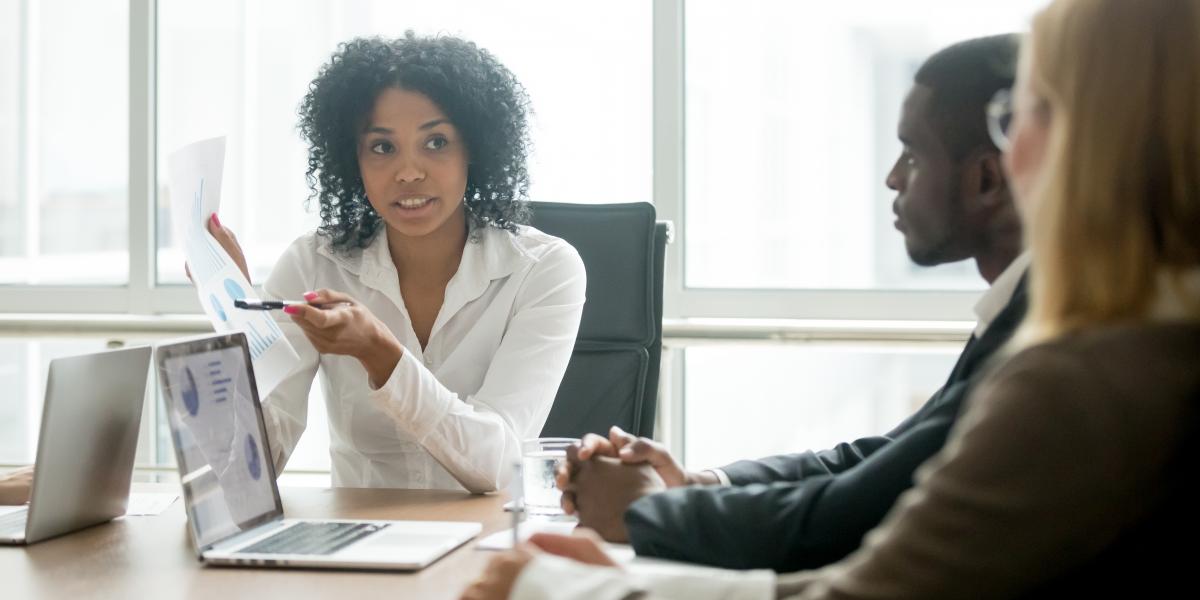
[0,345,153,545]
[156,332,480,570]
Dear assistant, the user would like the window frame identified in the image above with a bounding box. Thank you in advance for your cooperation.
[0,0,983,320]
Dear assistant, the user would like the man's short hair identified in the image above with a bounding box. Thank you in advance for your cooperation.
[914,34,1020,159]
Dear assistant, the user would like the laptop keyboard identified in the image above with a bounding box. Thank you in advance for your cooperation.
[235,521,387,556]
[0,508,28,536]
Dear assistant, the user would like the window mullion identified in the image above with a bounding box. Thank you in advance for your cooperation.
[127,0,157,314]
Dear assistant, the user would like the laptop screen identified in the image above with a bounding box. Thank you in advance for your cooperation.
[157,333,283,551]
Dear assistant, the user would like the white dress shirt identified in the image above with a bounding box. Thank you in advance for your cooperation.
[260,224,586,493]
[971,252,1031,338]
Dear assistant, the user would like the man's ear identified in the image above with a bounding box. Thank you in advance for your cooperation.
[962,149,1008,209]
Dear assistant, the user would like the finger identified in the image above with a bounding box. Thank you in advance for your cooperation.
[560,491,576,515]
[291,320,343,356]
[619,438,668,465]
[578,433,615,460]
[206,214,253,283]
[609,426,639,450]
[303,288,356,307]
[565,443,584,467]
[528,532,616,567]
[206,213,236,248]
[288,314,326,342]
[526,532,579,555]
[555,463,571,490]
[287,303,336,328]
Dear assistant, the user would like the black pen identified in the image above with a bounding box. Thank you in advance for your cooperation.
[233,299,308,310]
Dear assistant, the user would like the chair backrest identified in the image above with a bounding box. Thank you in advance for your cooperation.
[529,201,667,439]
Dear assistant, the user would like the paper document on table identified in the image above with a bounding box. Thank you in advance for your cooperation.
[476,521,636,563]
[476,520,578,550]
[124,492,179,516]
[167,136,299,398]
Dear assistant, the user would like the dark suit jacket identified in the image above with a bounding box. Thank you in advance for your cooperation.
[624,276,1029,571]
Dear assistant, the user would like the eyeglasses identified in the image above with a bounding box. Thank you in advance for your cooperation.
[986,88,1014,152]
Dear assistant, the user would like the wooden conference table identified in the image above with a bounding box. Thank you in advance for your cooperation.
[1,486,513,599]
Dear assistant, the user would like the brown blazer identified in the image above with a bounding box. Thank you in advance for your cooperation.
[777,322,1200,599]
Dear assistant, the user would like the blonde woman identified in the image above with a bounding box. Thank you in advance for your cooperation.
[462,0,1200,597]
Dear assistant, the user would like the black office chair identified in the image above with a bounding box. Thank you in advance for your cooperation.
[529,201,668,439]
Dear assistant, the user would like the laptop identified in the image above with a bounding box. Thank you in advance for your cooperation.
[0,345,153,545]
[156,332,481,570]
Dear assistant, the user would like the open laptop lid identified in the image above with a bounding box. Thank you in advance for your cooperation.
[22,345,152,544]
[156,332,283,555]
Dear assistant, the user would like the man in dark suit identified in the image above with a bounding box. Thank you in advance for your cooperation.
[557,34,1027,572]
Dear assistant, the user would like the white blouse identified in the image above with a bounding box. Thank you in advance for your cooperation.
[260,224,586,493]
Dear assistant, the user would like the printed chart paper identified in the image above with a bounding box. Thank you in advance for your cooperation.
[167,136,298,397]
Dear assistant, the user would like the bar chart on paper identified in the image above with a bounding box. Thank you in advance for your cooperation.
[241,320,284,361]
[168,136,299,397]
[185,178,229,283]
[216,275,284,361]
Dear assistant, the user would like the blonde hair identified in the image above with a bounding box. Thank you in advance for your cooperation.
[1018,0,1200,345]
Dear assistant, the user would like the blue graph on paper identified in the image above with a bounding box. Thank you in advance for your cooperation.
[209,294,227,322]
[224,279,246,302]
[241,319,284,360]
[185,178,229,283]
[181,177,283,361]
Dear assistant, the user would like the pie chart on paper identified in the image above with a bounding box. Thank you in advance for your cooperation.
[209,294,227,322]
[224,279,247,303]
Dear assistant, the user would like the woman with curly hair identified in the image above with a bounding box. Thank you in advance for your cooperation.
[206,32,585,493]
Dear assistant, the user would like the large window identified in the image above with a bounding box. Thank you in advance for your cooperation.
[0,0,129,285]
[156,0,652,284]
[675,0,1041,465]
[683,343,959,469]
[3,0,1043,476]
[684,0,1041,291]
[0,336,335,486]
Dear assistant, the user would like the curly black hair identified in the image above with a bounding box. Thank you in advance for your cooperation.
[298,32,532,251]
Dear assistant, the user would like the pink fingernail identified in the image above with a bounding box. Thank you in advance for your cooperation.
[210,213,221,228]
[303,291,318,301]
[283,305,298,315]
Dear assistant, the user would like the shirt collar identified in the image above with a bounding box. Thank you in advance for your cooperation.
[314,225,536,330]
[973,252,1032,337]
[435,227,536,333]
